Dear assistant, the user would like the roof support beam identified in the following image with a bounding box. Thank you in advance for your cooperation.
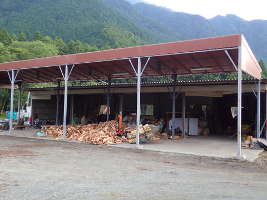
[90,63,109,78]
[23,70,54,82]
[148,59,165,76]
[7,69,20,134]
[189,54,204,68]
[129,57,150,147]
[59,64,75,137]
[154,57,177,74]
[72,67,95,80]
[20,71,42,83]
[225,50,238,71]
[109,61,136,77]
[168,56,191,74]
[36,68,62,80]
[209,52,225,72]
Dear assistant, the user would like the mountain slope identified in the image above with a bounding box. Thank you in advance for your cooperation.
[0,0,159,47]
[130,2,267,62]
[210,15,267,62]
[134,3,216,40]
[0,0,266,62]
[104,0,183,42]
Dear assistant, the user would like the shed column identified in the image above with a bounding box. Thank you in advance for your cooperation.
[59,64,74,137]
[63,65,69,137]
[136,57,142,146]
[182,92,186,138]
[257,79,261,138]
[129,57,150,147]
[9,70,15,134]
[237,52,242,158]
[7,70,19,134]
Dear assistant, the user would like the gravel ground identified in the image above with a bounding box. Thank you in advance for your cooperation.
[0,135,267,200]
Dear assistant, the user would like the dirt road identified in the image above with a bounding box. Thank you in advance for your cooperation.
[0,135,266,200]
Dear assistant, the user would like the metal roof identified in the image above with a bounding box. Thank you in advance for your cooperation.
[0,34,262,84]
[27,78,265,91]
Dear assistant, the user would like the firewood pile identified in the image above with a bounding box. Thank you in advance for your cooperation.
[42,121,160,145]
[42,121,126,145]
[125,124,155,144]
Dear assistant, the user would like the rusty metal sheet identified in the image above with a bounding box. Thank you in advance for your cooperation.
[0,34,241,71]
[0,34,261,82]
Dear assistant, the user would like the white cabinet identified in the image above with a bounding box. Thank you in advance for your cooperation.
[175,118,199,136]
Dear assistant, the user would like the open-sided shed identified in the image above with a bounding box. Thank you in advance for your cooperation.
[0,34,262,158]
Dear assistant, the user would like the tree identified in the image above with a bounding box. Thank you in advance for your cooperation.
[0,42,15,62]
[66,40,97,54]
[54,37,68,55]
[33,32,42,41]
[0,89,9,114]
[9,41,59,60]
[0,29,13,45]
[18,32,27,41]
[41,36,53,44]
[259,59,267,78]
[102,25,144,48]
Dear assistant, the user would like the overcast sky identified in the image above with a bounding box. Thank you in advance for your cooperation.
[142,0,267,20]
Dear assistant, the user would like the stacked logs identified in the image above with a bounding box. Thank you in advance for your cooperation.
[42,121,159,145]
[125,124,154,144]
[42,121,126,145]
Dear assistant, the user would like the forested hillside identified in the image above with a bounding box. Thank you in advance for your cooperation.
[0,0,266,62]
[0,0,156,48]
[128,2,267,62]
[1,0,267,118]
[0,28,100,63]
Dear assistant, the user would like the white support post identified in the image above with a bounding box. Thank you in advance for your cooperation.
[237,53,242,158]
[63,65,68,137]
[129,57,150,147]
[9,70,15,134]
[60,64,75,137]
[7,70,19,134]
[136,57,142,146]
[257,80,261,138]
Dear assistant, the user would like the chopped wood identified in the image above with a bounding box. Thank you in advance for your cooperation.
[42,122,159,145]
[125,124,155,144]
[42,120,125,145]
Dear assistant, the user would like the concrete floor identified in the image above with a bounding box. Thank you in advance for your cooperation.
[0,128,263,162]
[114,136,263,162]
